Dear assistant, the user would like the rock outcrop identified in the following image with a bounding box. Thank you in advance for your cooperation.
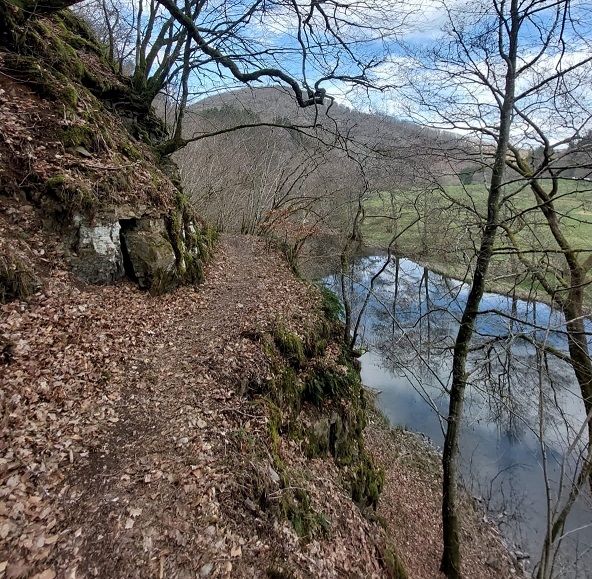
[121,219,176,290]
[72,220,124,284]
[0,10,216,298]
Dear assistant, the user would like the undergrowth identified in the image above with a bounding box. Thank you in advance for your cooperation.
[0,252,39,303]
[247,292,387,538]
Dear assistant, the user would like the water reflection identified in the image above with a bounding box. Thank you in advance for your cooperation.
[323,254,592,575]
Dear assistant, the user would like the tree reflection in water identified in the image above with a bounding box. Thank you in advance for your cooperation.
[323,254,592,575]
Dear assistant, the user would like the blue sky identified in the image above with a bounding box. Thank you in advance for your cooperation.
[89,0,592,143]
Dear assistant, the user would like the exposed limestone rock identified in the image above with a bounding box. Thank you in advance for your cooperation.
[67,208,215,293]
[71,221,124,284]
[135,217,168,235]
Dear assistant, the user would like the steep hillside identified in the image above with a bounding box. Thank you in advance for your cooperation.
[175,86,444,146]
[0,9,215,301]
[0,8,401,577]
[1,234,400,577]
[171,87,474,243]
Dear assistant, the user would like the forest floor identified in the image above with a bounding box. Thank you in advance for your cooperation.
[1,232,522,578]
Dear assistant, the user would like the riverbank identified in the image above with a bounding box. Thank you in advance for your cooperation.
[300,232,589,314]
[383,248,567,314]
[364,399,529,579]
[366,241,592,317]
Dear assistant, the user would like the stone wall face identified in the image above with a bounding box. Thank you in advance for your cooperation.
[71,222,124,284]
[68,208,216,293]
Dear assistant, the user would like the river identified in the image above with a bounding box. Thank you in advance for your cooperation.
[322,254,592,578]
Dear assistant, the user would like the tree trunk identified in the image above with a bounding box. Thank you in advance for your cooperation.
[441,221,499,578]
[440,4,518,574]
[563,278,592,491]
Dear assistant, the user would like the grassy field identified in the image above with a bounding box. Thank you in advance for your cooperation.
[362,179,592,303]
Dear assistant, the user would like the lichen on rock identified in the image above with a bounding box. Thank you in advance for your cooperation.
[122,226,176,291]
[71,221,124,284]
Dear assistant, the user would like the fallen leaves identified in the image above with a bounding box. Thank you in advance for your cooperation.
[364,411,522,579]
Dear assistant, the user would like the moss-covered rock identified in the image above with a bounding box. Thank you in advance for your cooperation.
[252,298,386,517]
[167,193,218,285]
[381,544,409,579]
[273,323,306,369]
[121,228,176,291]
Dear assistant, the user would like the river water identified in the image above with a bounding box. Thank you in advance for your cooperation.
[322,254,592,577]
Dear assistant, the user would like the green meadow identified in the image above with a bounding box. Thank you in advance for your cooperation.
[362,179,592,302]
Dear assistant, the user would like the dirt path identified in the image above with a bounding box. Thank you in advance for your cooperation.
[56,235,326,578]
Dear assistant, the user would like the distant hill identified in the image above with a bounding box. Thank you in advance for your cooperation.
[172,86,472,235]
[179,86,456,151]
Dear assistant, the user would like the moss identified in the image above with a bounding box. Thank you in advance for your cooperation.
[242,302,387,533]
[1,53,77,109]
[317,285,344,322]
[381,545,408,579]
[59,124,97,151]
[301,316,332,358]
[281,488,329,540]
[10,17,86,83]
[262,232,300,275]
[62,83,78,108]
[305,417,331,458]
[304,365,359,406]
[45,174,66,189]
[53,11,106,55]
[271,367,303,417]
[165,193,218,286]
[261,399,329,539]
[45,176,97,218]
[151,173,163,190]
[273,322,306,369]
[350,454,384,510]
[59,115,114,153]
[119,141,142,161]
[133,123,151,144]
[52,34,86,79]
[148,266,178,296]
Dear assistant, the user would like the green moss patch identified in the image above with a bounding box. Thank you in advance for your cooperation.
[304,365,359,405]
[381,544,409,579]
[246,296,386,520]
[317,285,344,322]
[166,192,218,286]
[273,322,306,369]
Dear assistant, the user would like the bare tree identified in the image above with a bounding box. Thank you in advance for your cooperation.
[3,0,414,158]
